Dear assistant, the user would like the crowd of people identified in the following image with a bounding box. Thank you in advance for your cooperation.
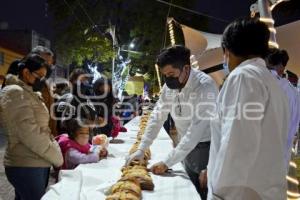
[126,18,300,200]
[0,47,143,199]
[0,17,299,200]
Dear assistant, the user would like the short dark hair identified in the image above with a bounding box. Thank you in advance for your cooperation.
[64,118,87,140]
[222,18,270,58]
[18,54,47,77]
[31,46,54,57]
[266,48,289,67]
[156,45,191,69]
[69,68,87,83]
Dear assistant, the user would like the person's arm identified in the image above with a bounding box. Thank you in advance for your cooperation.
[7,88,63,167]
[66,148,99,166]
[211,73,268,199]
[163,80,218,168]
[138,86,171,151]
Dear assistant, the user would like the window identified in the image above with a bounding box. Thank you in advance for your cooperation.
[0,52,4,65]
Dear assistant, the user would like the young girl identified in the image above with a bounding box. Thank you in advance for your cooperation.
[56,119,108,170]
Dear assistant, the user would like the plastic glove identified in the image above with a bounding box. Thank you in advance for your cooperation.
[125,149,144,166]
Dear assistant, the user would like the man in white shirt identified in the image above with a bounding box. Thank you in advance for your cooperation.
[126,45,218,199]
[266,48,300,166]
[207,18,290,200]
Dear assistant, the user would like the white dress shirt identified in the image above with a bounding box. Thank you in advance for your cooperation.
[139,68,218,168]
[207,58,290,200]
[270,70,300,165]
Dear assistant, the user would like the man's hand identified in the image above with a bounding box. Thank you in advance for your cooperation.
[125,149,145,166]
[150,162,168,175]
[199,169,208,189]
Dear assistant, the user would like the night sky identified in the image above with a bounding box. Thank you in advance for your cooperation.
[1,0,299,41]
[0,0,53,39]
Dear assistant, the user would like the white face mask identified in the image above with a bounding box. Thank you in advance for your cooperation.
[223,54,230,75]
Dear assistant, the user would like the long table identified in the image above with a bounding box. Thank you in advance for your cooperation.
[42,117,201,200]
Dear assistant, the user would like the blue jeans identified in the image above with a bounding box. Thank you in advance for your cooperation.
[5,167,50,200]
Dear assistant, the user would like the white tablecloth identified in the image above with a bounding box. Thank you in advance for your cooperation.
[42,117,201,200]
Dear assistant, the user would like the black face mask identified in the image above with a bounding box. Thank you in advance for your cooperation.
[32,78,46,92]
[165,68,188,89]
[165,76,183,89]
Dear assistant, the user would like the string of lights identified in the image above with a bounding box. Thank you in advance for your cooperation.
[168,18,176,46]
[155,64,162,91]
[258,8,279,49]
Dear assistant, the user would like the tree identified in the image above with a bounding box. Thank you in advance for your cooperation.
[47,0,115,65]
[48,0,202,87]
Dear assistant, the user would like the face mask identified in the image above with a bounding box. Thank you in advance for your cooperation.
[32,77,46,92]
[165,68,187,90]
[165,76,183,89]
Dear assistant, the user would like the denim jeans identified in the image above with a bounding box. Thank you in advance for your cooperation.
[5,167,50,200]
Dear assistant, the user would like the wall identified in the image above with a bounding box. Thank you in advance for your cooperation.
[0,46,24,84]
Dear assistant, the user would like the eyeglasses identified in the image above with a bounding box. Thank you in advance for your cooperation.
[32,72,46,80]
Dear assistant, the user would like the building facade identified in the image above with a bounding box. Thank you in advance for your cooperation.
[0,29,51,84]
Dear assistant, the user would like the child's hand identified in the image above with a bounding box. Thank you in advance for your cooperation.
[99,148,108,158]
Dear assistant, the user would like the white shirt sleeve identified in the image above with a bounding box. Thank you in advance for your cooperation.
[139,85,171,151]
[163,81,218,168]
[212,73,268,198]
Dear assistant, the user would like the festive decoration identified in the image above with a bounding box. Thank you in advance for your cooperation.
[88,63,102,83]
[113,57,131,96]
[168,18,176,46]
[155,64,162,91]
[250,0,282,49]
